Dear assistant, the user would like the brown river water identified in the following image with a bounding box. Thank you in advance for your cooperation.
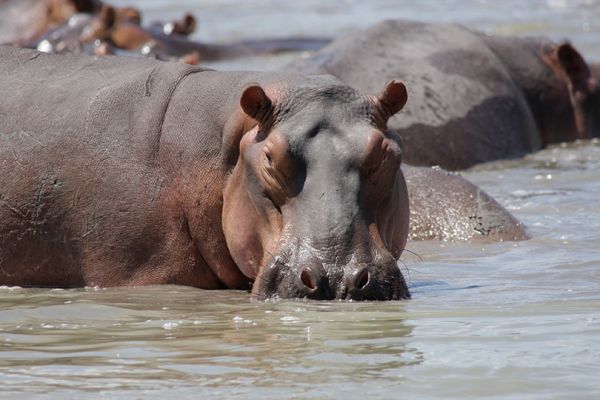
[2,1,600,399]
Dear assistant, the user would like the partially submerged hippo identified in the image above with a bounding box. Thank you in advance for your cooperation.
[0,0,102,46]
[287,20,600,170]
[0,47,525,300]
[2,0,329,64]
[0,46,409,299]
[79,5,329,62]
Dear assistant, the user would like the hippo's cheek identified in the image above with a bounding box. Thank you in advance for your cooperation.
[222,164,282,279]
[222,196,273,279]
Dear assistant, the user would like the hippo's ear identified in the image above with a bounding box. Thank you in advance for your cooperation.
[181,13,197,35]
[377,80,408,119]
[71,0,100,13]
[98,5,117,29]
[556,43,592,91]
[240,84,273,122]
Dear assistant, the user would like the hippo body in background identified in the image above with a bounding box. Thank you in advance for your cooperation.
[78,5,330,62]
[287,20,600,170]
[403,165,526,242]
[0,0,329,63]
[0,0,104,46]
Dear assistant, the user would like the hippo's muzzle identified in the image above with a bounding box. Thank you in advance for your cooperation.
[252,253,409,301]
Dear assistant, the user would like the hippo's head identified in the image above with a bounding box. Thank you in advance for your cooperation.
[46,0,102,25]
[164,13,197,36]
[554,43,600,139]
[79,5,144,47]
[223,81,410,300]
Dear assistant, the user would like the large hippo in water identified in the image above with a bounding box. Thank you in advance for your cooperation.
[287,20,600,170]
[0,47,524,300]
[0,46,412,300]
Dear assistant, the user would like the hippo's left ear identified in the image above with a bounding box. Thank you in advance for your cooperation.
[377,80,408,119]
[71,0,101,13]
[240,84,273,123]
[556,43,592,92]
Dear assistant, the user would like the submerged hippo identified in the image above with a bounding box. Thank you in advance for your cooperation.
[79,5,330,62]
[0,0,102,46]
[287,20,600,170]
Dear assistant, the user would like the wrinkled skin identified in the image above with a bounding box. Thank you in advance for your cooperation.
[0,47,411,300]
[287,19,600,170]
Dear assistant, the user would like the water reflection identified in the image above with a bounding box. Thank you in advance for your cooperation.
[1,286,417,397]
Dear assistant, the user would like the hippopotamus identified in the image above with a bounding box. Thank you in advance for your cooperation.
[0,46,409,300]
[79,5,330,62]
[0,0,102,46]
[148,13,197,37]
[0,46,525,300]
[287,19,600,170]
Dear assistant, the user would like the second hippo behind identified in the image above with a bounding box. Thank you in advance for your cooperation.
[0,48,410,300]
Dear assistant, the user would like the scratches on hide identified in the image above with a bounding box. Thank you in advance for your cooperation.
[145,67,157,97]
[0,193,27,220]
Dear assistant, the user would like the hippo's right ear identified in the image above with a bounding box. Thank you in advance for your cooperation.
[240,84,273,122]
[98,5,117,29]
[71,0,100,13]
[556,43,592,92]
[377,80,408,119]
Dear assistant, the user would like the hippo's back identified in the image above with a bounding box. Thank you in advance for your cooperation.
[287,20,542,169]
[0,47,205,286]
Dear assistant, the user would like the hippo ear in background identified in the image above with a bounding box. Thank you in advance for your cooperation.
[180,13,197,35]
[377,80,408,119]
[99,5,117,29]
[240,84,273,123]
[71,0,101,13]
[556,43,592,91]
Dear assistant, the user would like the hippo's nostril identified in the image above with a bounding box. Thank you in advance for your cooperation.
[354,268,370,290]
[300,268,317,290]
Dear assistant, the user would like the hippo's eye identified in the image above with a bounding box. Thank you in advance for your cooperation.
[265,152,272,166]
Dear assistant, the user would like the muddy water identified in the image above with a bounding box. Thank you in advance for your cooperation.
[2,1,600,399]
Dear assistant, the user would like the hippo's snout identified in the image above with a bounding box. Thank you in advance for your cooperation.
[253,256,410,301]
